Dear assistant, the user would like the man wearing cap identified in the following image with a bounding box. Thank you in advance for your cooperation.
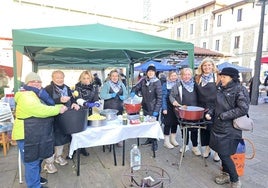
[12,72,68,188]
[131,64,162,151]
[205,67,250,188]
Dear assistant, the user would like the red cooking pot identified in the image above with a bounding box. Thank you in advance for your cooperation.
[174,106,206,121]
[124,97,142,114]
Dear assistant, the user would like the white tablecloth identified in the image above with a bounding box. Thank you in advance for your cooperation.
[69,119,164,157]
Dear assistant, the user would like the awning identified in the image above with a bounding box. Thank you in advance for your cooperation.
[261,56,268,64]
[0,65,13,77]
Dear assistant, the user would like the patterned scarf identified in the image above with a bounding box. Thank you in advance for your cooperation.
[109,80,121,93]
[145,76,158,86]
[166,80,178,90]
[181,79,194,92]
[201,73,213,86]
[54,84,68,96]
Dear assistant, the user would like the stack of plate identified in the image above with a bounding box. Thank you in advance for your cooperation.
[0,102,14,122]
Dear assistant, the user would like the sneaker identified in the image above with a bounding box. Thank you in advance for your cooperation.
[141,138,153,146]
[55,156,68,166]
[192,147,201,156]
[40,177,48,185]
[231,180,242,188]
[44,163,58,174]
[215,172,230,185]
[179,145,189,153]
[213,152,220,162]
[203,146,211,158]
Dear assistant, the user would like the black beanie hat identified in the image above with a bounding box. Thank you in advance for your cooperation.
[219,67,239,78]
[146,64,156,73]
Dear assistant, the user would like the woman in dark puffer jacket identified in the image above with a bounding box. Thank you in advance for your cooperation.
[206,67,250,188]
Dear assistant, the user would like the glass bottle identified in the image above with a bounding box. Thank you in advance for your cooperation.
[139,108,144,122]
[122,109,128,125]
[130,144,141,170]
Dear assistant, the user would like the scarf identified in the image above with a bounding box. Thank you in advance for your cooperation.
[54,84,68,96]
[166,80,178,90]
[145,76,159,86]
[201,73,214,87]
[181,79,194,92]
[109,80,121,93]
[23,85,55,106]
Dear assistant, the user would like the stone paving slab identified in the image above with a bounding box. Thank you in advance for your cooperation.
[1,104,268,188]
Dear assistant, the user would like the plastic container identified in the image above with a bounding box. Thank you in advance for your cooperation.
[130,144,141,170]
[124,96,142,114]
[55,108,88,134]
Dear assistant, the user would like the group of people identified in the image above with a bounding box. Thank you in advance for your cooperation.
[12,58,249,188]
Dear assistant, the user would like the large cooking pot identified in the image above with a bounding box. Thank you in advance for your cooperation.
[174,106,205,121]
[100,109,118,120]
[56,108,88,134]
[124,97,142,114]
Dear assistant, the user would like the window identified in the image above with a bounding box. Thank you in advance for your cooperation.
[215,40,220,51]
[234,36,240,49]
[204,19,208,31]
[237,9,242,22]
[177,28,181,37]
[190,24,194,35]
[217,15,222,27]
[203,42,207,49]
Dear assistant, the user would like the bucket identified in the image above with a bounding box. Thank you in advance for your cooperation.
[231,138,255,176]
[55,108,88,134]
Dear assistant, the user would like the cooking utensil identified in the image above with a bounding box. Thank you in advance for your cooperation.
[88,119,107,127]
[124,97,142,114]
[100,109,118,120]
[174,106,205,121]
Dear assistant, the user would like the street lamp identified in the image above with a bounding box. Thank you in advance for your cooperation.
[251,0,267,105]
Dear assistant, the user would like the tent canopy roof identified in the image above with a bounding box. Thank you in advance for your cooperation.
[12,23,194,69]
[134,60,177,72]
[217,62,252,73]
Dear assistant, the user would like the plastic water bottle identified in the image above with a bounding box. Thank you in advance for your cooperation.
[130,144,141,170]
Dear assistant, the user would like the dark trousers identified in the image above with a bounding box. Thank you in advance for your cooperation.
[164,123,178,135]
[201,129,210,146]
[180,128,198,147]
[218,154,239,183]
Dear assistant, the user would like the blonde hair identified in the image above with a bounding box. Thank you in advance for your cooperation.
[196,57,218,75]
[78,70,93,83]
[180,68,193,77]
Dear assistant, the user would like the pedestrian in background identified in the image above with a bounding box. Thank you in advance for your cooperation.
[13,72,67,188]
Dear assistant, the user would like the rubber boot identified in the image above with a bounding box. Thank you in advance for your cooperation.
[170,133,179,147]
[163,135,174,149]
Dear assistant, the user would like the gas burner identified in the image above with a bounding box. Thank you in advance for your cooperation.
[121,165,171,188]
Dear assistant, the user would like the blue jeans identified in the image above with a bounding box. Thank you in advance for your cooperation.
[17,140,42,188]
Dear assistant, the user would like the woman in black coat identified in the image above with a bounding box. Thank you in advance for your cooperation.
[131,64,162,151]
[206,67,250,188]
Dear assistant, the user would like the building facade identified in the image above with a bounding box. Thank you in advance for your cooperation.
[162,0,268,81]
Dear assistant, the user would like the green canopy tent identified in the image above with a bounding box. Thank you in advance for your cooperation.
[12,23,194,91]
